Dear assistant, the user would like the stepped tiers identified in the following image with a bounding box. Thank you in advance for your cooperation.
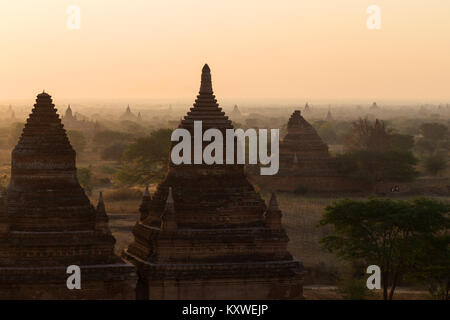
[279,110,336,175]
[250,110,368,193]
[123,65,304,300]
[0,92,135,299]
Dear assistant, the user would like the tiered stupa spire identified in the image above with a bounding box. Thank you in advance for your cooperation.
[123,65,304,300]
[0,92,135,299]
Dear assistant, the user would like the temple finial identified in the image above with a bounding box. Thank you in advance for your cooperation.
[200,63,213,94]
[269,192,279,211]
[161,187,177,230]
[96,191,105,213]
[139,185,151,221]
[165,187,174,209]
[143,184,150,197]
[266,192,282,230]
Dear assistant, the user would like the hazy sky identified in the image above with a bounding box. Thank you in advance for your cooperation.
[1,0,449,102]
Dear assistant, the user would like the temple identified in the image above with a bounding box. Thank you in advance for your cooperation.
[251,110,365,193]
[123,64,304,300]
[120,105,137,121]
[0,92,136,299]
[231,104,243,122]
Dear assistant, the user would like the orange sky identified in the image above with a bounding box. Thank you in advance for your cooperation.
[1,0,449,102]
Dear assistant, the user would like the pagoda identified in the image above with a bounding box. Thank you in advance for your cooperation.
[64,105,76,121]
[123,65,304,300]
[231,104,243,122]
[120,105,137,121]
[279,110,335,173]
[303,102,311,113]
[249,109,367,193]
[326,108,334,122]
[0,92,136,299]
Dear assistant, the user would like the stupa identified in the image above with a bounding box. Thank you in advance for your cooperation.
[0,92,136,299]
[123,64,304,300]
[64,105,76,121]
[326,108,333,122]
[231,104,243,122]
[304,102,311,113]
[120,105,137,121]
[279,110,334,172]
[251,110,365,192]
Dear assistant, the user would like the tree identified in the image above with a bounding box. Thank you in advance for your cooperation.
[420,123,448,141]
[345,118,390,152]
[335,150,418,186]
[101,143,128,162]
[320,198,449,300]
[415,138,437,156]
[67,130,87,154]
[389,133,414,152]
[93,130,133,148]
[115,129,172,186]
[424,153,448,176]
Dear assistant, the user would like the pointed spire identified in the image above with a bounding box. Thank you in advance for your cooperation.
[293,153,298,165]
[269,192,279,211]
[266,192,282,230]
[200,63,213,94]
[161,187,177,231]
[144,184,150,197]
[139,185,151,221]
[96,191,105,214]
[95,191,111,234]
[165,187,174,212]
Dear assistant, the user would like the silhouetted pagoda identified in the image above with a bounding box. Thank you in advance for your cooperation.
[123,65,304,300]
[0,92,136,299]
[251,109,367,193]
[326,107,334,121]
[231,104,243,121]
[64,105,76,121]
[304,102,311,113]
[120,105,137,121]
[280,110,335,172]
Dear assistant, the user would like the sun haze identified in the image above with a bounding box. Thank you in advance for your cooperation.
[1,0,449,102]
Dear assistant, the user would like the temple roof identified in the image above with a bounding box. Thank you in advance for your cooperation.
[179,64,233,131]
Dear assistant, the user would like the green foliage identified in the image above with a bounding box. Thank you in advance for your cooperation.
[320,198,450,300]
[335,150,418,184]
[67,130,87,154]
[101,143,128,162]
[415,138,437,156]
[423,153,448,176]
[93,130,133,148]
[100,165,116,174]
[77,167,93,195]
[389,133,414,152]
[0,174,9,192]
[336,272,374,300]
[420,123,448,141]
[116,129,172,186]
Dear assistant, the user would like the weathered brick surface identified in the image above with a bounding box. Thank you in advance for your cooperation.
[123,65,304,300]
[0,92,136,299]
